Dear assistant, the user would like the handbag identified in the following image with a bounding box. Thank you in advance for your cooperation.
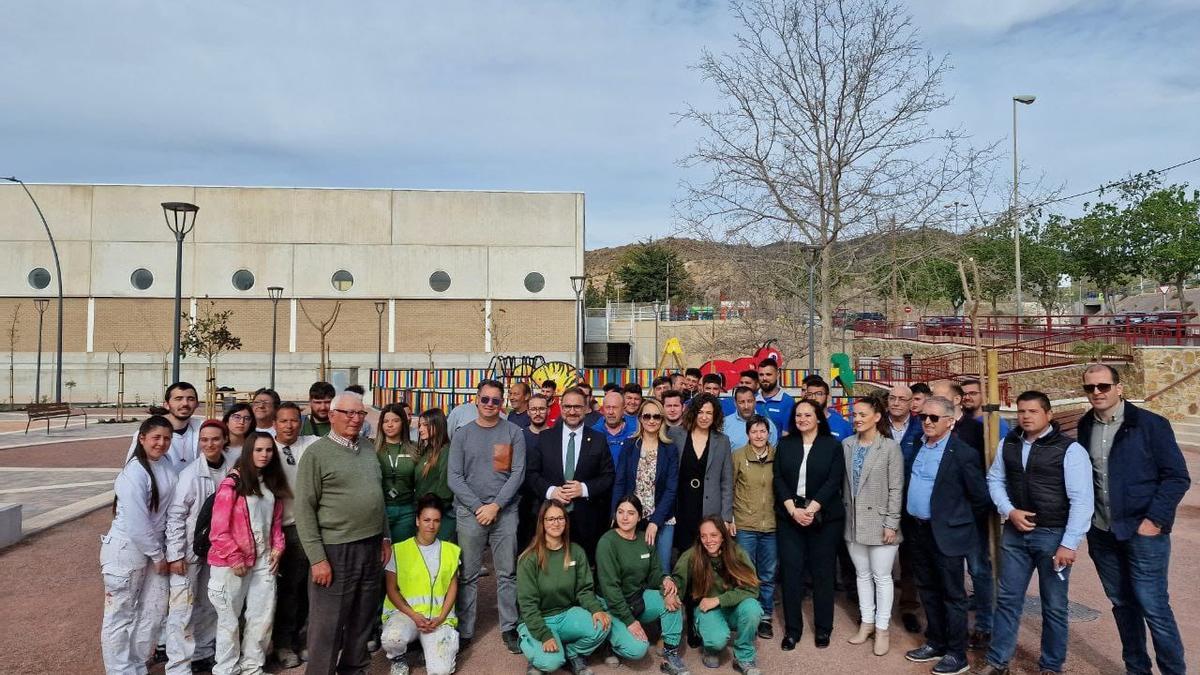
[795,496,823,528]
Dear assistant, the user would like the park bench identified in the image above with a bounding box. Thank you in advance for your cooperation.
[25,403,88,434]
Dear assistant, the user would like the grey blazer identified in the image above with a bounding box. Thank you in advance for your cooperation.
[841,435,905,545]
[668,425,734,523]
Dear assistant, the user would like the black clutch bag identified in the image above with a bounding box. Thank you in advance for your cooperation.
[795,497,824,527]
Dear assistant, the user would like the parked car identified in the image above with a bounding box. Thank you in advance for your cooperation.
[922,315,972,336]
[1110,312,1148,326]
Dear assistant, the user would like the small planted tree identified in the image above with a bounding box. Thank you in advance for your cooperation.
[180,301,243,415]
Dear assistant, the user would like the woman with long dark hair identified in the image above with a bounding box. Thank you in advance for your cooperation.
[612,398,680,571]
[667,393,733,554]
[375,402,419,542]
[670,517,762,675]
[206,432,290,675]
[596,494,688,674]
[101,415,180,674]
[842,395,904,656]
[415,407,455,541]
[516,501,611,675]
[774,398,846,650]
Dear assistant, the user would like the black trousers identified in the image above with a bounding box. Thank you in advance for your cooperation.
[910,519,968,659]
[272,524,310,651]
[306,536,383,675]
[777,515,840,638]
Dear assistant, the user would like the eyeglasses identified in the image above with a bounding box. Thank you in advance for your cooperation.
[562,404,587,411]
[543,516,566,524]
[887,395,911,402]
[281,447,296,465]
[640,413,664,421]
[478,396,503,406]
[917,413,944,423]
[332,409,368,419]
[528,407,549,414]
[1083,383,1114,394]
[252,400,274,408]
[228,414,252,423]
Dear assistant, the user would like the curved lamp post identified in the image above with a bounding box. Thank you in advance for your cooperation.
[3,177,64,402]
[1012,94,1036,318]
[162,202,199,384]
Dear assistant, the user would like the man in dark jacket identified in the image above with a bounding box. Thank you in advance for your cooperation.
[904,396,990,675]
[524,387,615,561]
[1076,364,1190,675]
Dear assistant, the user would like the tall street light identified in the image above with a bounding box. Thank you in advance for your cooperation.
[33,298,48,403]
[800,244,823,373]
[570,275,586,372]
[1012,94,1036,318]
[162,202,198,385]
[4,177,64,402]
[268,286,283,389]
[944,200,966,233]
[374,300,386,377]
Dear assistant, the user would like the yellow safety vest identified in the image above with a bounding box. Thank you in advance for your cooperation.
[383,537,461,627]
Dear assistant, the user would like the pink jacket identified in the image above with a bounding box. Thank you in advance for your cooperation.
[206,473,285,568]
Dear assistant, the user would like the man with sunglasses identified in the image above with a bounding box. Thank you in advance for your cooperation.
[1076,364,1190,675]
[271,401,318,668]
[448,379,528,655]
[293,391,392,675]
[904,397,990,675]
[525,387,614,561]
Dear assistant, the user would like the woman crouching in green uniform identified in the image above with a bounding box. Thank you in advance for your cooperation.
[672,516,763,675]
[376,403,418,542]
[517,501,612,675]
[596,494,689,674]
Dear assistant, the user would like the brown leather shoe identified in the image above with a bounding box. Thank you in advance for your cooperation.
[968,663,1008,675]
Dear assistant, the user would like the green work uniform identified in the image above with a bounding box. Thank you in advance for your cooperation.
[413,446,455,542]
[516,543,610,673]
[594,529,684,660]
[379,442,418,542]
[672,547,763,664]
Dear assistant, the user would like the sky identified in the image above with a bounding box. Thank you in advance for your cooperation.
[2,0,1198,249]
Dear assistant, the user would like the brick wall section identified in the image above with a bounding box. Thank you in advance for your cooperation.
[394,300,484,353]
[296,299,381,353]
[492,300,574,353]
[0,298,89,352]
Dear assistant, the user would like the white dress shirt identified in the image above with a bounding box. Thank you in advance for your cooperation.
[545,424,590,500]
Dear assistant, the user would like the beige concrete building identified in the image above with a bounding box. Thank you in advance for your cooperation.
[0,183,583,403]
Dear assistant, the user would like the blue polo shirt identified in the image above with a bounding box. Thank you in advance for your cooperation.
[907,434,950,520]
[756,389,794,435]
[827,408,854,441]
[591,414,638,466]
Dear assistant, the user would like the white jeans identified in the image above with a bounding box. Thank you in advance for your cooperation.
[848,541,899,629]
[100,533,170,675]
[207,560,276,675]
[381,610,459,675]
[165,562,216,674]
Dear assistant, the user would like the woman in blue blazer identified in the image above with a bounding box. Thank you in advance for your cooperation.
[613,397,680,571]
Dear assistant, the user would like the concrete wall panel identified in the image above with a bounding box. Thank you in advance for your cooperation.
[91,185,197,243]
[193,187,392,245]
[391,191,578,247]
[0,183,93,242]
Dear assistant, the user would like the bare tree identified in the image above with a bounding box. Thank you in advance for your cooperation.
[676,0,993,366]
[7,303,21,410]
[299,300,342,381]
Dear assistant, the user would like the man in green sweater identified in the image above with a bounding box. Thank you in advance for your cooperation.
[293,390,391,675]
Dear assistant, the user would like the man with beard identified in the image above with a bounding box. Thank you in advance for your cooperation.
[127,381,202,472]
[300,381,335,437]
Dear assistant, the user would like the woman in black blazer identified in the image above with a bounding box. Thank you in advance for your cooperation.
[773,398,846,650]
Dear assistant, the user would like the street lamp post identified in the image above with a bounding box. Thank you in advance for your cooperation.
[570,276,586,372]
[374,301,386,377]
[268,286,283,389]
[162,202,199,384]
[3,177,64,402]
[801,244,822,373]
[1012,94,1036,318]
[33,298,48,403]
[944,201,966,233]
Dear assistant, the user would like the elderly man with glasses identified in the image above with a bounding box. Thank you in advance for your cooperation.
[293,391,392,674]
[448,379,528,655]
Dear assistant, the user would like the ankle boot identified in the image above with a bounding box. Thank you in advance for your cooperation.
[873,629,890,656]
[848,623,874,645]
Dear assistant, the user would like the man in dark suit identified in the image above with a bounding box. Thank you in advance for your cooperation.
[904,396,990,675]
[524,387,615,560]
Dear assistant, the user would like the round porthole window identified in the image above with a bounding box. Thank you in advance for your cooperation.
[331,270,354,292]
[131,268,154,290]
[27,268,51,290]
[524,272,545,293]
[429,271,451,292]
[232,269,255,291]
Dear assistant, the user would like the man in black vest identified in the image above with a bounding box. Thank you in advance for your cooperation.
[524,387,615,561]
[971,391,1093,675]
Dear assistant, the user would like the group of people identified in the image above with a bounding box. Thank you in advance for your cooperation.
[98,358,1190,675]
